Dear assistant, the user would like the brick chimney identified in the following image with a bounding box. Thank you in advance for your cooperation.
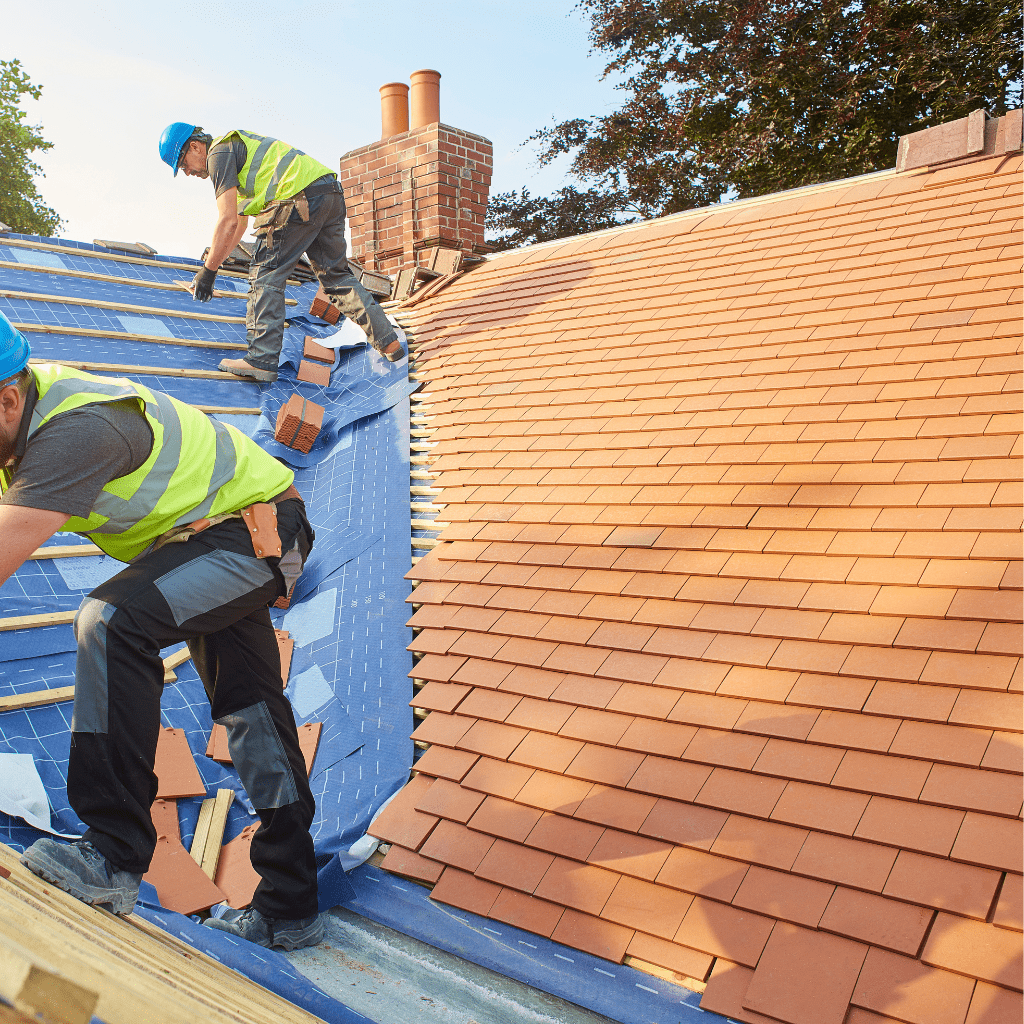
[338,70,493,277]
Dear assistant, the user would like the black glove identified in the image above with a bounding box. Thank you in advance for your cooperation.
[192,266,217,302]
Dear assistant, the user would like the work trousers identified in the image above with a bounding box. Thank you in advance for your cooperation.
[245,181,398,371]
[67,500,320,920]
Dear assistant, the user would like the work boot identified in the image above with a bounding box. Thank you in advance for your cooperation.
[204,906,326,950]
[378,326,407,363]
[21,838,142,916]
[218,357,279,382]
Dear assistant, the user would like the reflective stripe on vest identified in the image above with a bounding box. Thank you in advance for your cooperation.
[12,365,294,562]
[212,129,335,216]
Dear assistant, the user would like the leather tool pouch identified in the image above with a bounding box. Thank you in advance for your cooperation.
[241,503,282,559]
[253,195,310,248]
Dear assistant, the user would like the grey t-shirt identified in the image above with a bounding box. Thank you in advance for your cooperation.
[207,137,248,199]
[1,392,154,519]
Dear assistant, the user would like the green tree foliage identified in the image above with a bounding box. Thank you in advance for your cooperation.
[487,0,1022,247]
[0,59,61,236]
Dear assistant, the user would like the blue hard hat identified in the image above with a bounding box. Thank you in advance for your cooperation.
[159,122,197,176]
[0,311,30,382]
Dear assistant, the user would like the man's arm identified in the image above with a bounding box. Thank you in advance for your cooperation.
[206,187,249,271]
[0,505,70,589]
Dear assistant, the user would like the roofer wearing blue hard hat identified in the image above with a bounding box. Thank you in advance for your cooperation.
[0,309,326,950]
[158,122,405,381]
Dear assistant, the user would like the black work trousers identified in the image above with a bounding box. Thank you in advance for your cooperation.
[67,499,319,920]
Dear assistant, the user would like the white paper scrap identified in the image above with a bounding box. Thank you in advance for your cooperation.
[0,754,77,837]
[55,555,124,592]
[282,587,337,647]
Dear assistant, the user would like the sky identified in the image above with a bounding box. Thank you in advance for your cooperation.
[4,1,623,259]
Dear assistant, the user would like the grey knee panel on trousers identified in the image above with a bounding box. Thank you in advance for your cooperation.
[72,597,118,733]
[217,701,299,809]
[154,550,275,627]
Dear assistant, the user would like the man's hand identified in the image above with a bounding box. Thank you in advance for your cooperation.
[192,266,217,302]
[0,505,70,589]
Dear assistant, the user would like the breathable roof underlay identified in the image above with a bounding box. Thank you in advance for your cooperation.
[0,234,416,1023]
[377,136,1024,1024]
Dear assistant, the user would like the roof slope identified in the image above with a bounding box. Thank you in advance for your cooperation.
[372,145,1023,1024]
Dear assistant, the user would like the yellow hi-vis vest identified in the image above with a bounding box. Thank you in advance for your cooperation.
[1,365,293,562]
[213,130,335,217]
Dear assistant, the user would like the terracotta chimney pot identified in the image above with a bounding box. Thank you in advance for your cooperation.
[410,69,441,129]
[379,82,410,139]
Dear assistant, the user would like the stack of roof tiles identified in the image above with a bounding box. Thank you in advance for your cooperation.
[275,394,324,453]
[370,117,1023,1024]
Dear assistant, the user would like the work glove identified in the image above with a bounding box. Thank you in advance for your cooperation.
[192,266,217,302]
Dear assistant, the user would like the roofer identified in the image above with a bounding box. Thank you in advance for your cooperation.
[0,312,324,950]
[158,122,405,381]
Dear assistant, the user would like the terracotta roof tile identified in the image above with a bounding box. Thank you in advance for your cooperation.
[461,756,533,799]
[832,749,933,799]
[950,811,1023,873]
[393,151,1023,1012]
[410,681,472,713]
[710,814,809,871]
[380,845,445,884]
[430,867,501,917]
[550,908,633,962]
[743,923,868,1024]
[851,946,975,1024]
[791,831,897,892]
[419,819,494,872]
[675,896,775,967]
[889,720,992,765]
[467,795,543,843]
[922,912,1023,990]
[412,745,479,782]
[414,777,485,824]
[488,886,565,937]
[475,838,555,893]
[964,983,1023,1024]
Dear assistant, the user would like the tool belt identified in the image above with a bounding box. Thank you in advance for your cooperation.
[253,195,309,248]
[152,484,305,608]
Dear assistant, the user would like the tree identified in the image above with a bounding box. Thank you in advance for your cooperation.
[487,0,1022,246]
[0,59,61,235]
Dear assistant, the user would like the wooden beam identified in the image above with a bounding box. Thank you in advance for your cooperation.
[0,236,250,278]
[0,610,76,632]
[0,288,244,324]
[162,647,192,684]
[189,799,215,866]
[29,358,246,382]
[0,652,187,712]
[14,322,246,352]
[0,260,296,306]
[194,405,261,414]
[0,842,327,1023]
[199,789,234,881]
[0,686,75,713]
[0,236,313,286]
[28,544,101,560]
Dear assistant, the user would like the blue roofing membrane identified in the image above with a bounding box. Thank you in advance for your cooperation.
[0,234,715,1024]
[0,232,414,1021]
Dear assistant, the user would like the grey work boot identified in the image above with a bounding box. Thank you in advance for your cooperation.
[204,906,326,950]
[21,838,142,916]
[218,357,279,382]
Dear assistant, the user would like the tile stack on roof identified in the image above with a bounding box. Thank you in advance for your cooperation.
[373,131,1023,1024]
